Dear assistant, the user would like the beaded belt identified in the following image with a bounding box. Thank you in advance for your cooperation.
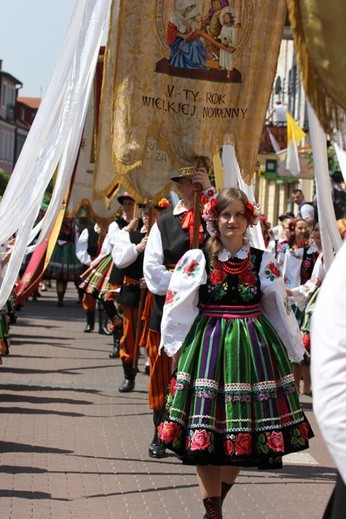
[123,276,140,286]
[199,303,261,319]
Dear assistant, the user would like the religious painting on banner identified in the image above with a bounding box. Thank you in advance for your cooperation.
[93,0,286,203]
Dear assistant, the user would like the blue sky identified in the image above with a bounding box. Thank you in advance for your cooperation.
[0,1,106,98]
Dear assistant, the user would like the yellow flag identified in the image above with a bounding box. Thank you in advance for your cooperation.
[286,112,306,176]
[287,112,306,144]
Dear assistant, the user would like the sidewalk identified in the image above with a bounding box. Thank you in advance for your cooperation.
[0,284,337,519]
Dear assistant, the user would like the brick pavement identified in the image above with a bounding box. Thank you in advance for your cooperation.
[0,284,337,519]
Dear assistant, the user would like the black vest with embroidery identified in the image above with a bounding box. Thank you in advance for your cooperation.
[117,230,144,308]
[199,247,263,307]
[300,246,319,285]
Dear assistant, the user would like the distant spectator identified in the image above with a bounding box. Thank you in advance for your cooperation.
[266,100,288,126]
[271,212,295,242]
[292,189,316,228]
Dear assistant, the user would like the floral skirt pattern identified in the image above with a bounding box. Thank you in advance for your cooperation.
[157,313,314,469]
[45,242,84,281]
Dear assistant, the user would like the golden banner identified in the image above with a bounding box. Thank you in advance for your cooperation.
[287,0,346,146]
[94,0,286,200]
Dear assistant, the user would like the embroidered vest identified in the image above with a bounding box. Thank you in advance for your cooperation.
[199,247,263,307]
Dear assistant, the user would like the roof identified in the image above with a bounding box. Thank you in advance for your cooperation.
[17,97,41,109]
[0,70,22,86]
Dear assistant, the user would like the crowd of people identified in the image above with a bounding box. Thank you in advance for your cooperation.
[1,166,345,518]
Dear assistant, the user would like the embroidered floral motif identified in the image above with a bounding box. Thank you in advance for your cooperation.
[298,421,310,441]
[225,438,235,455]
[210,268,227,285]
[224,433,252,456]
[157,421,181,447]
[256,431,284,454]
[266,431,284,452]
[165,289,178,305]
[238,283,257,302]
[177,257,200,277]
[290,424,308,447]
[190,429,212,452]
[208,265,228,300]
[239,269,257,286]
[237,256,258,301]
[264,261,282,281]
[235,433,252,455]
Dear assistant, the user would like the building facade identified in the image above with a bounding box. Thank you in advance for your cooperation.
[0,60,39,174]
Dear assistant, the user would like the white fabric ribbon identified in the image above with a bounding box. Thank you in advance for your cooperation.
[0,0,112,308]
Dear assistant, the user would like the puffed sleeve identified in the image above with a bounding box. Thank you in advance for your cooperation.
[90,222,118,266]
[160,249,207,357]
[112,229,138,268]
[259,251,305,363]
[76,229,91,266]
[289,253,325,310]
[143,222,173,295]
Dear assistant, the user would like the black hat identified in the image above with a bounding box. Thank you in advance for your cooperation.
[117,191,135,204]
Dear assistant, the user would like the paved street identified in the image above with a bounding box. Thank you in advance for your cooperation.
[0,284,337,519]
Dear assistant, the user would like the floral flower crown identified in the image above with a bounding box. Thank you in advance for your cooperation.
[157,197,170,209]
[202,196,261,237]
[245,201,261,226]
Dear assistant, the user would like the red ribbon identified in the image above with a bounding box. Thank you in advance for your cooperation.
[181,210,204,248]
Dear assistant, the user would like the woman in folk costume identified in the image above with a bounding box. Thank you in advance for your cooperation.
[286,222,323,396]
[143,166,214,459]
[157,187,313,519]
[80,193,140,358]
[112,206,153,392]
[45,218,84,306]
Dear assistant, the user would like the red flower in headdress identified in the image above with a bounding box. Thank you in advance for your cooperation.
[245,202,255,223]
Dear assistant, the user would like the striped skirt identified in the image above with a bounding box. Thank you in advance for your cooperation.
[79,254,114,301]
[157,305,313,469]
[45,242,84,281]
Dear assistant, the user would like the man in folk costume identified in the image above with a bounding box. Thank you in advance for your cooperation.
[76,217,110,334]
[143,165,214,458]
[112,206,150,392]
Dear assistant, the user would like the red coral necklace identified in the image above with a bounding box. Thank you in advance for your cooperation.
[219,251,251,275]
